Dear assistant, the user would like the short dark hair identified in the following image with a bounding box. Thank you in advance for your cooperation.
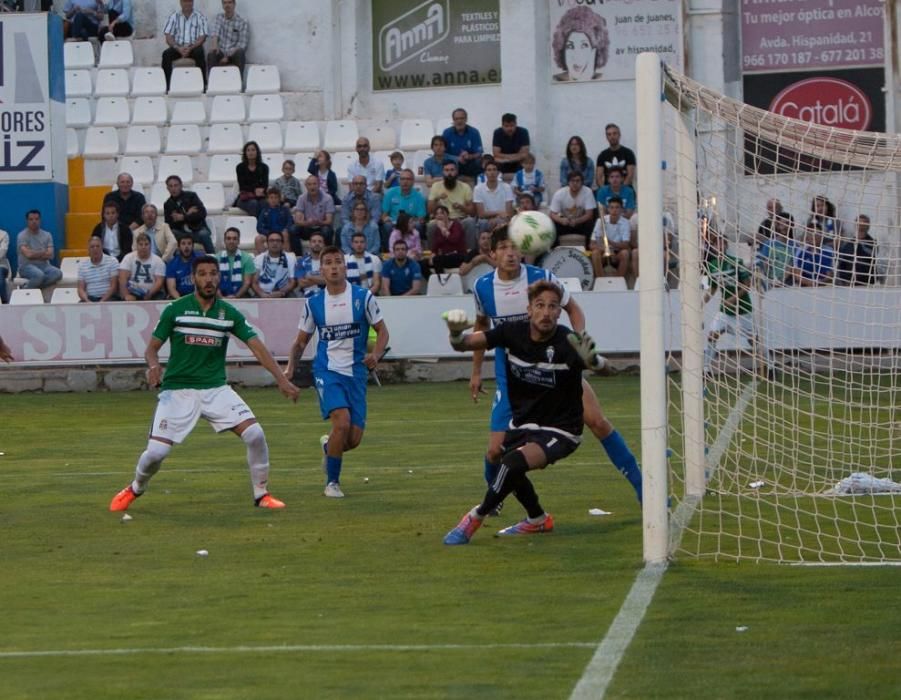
[501,113,517,124]
[25,209,40,219]
[266,187,281,197]
[392,239,408,250]
[389,150,404,161]
[320,245,343,261]
[490,227,511,251]
[484,160,499,172]
[224,227,240,238]
[568,170,584,182]
[518,192,536,204]
[166,175,183,186]
[606,196,623,207]
[430,134,446,149]
[283,159,295,168]
[605,123,619,132]
[351,232,366,240]
[267,230,284,239]
[103,200,120,213]
[434,204,449,215]
[176,230,195,242]
[452,107,467,119]
[191,255,218,274]
[528,279,563,304]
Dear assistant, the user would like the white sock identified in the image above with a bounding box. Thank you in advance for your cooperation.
[468,506,485,521]
[241,423,270,499]
[527,513,547,525]
[132,440,171,493]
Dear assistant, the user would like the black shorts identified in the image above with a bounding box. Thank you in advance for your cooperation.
[502,428,580,465]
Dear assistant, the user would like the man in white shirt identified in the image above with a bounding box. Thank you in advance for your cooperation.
[162,0,209,90]
[78,235,120,303]
[548,171,596,249]
[253,230,297,298]
[473,160,515,234]
[347,137,385,194]
[590,197,634,279]
[119,232,166,301]
[345,232,382,292]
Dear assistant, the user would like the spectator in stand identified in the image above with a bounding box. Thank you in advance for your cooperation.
[348,137,385,194]
[492,113,530,179]
[380,168,426,250]
[216,226,254,298]
[78,235,119,303]
[790,223,834,287]
[98,0,134,42]
[163,175,215,253]
[380,239,423,296]
[17,210,62,291]
[512,153,545,208]
[807,194,840,244]
[443,108,484,183]
[118,232,165,301]
[340,202,380,255]
[165,232,203,298]
[0,228,9,304]
[387,213,423,262]
[590,196,633,280]
[307,150,340,204]
[596,123,636,187]
[756,198,784,246]
[384,151,405,191]
[595,165,636,218]
[548,171,596,248]
[134,203,176,263]
[235,141,269,216]
[162,0,209,91]
[64,1,103,41]
[458,229,496,276]
[473,160,514,233]
[103,173,146,233]
[755,212,795,287]
[342,176,382,229]
[560,135,595,189]
[291,175,336,252]
[428,161,477,249]
[294,231,327,298]
[517,192,537,212]
[255,187,292,252]
[551,5,609,81]
[273,159,302,208]
[423,135,453,188]
[253,231,296,298]
[837,214,879,286]
[345,232,382,292]
[428,204,467,274]
[206,0,249,80]
[92,200,132,262]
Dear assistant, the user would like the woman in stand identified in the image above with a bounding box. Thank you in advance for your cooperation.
[235,141,269,217]
[559,135,595,189]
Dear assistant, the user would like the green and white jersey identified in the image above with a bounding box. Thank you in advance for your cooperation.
[707,253,753,317]
[153,295,258,390]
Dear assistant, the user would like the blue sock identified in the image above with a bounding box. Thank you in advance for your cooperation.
[601,430,643,503]
[326,455,342,485]
[484,457,500,486]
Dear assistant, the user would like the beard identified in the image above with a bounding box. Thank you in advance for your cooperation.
[443,175,457,188]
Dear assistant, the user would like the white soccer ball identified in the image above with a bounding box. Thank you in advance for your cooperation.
[508,211,556,256]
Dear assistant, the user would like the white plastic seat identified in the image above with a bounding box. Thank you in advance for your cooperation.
[207,66,243,95]
[283,121,320,153]
[262,152,285,174]
[193,182,225,215]
[331,151,357,183]
[66,128,81,157]
[65,69,92,98]
[93,97,130,126]
[208,154,241,184]
[157,155,193,184]
[323,120,359,151]
[64,41,95,69]
[164,124,202,155]
[293,152,315,170]
[245,65,280,94]
[131,96,168,126]
[60,256,90,285]
[125,125,161,156]
[83,126,120,157]
[592,276,628,292]
[169,67,204,97]
[94,68,130,97]
[117,156,155,185]
[226,216,259,250]
[248,94,283,122]
[210,95,246,124]
[363,124,397,150]
[207,123,244,154]
[10,289,44,305]
[170,100,207,125]
[409,149,432,180]
[66,98,92,127]
[426,273,463,296]
[559,277,583,293]
[51,287,81,304]
[248,122,283,152]
[149,182,169,210]
[98,40,134,68]
[399,118,434,150]
[131,67,167,96]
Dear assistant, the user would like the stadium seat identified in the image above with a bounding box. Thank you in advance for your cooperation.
[65,69,92,98]
[292,152,315,170]
[51,287,81,304]
[64,41,95,69]
[194,182,225,215]
[66,128,81,157]
[363,124,397,150]
[157,154,193,184]
[125,125,161,156]
[207,66,243,95]
[248,122,283,152]
[94,68,130,97]
[245,65,280,94]
[208,154,241,184]
[331,151,357,183]
[248,94,283,122]
[170,100,207,125]
[60,256,89,285]
[117,156,155,186]
[559,277,583,293]
[399,119,434,150]
[98,40,134,69]
[93,97,130,126]
[83,126,120,157]
[207,123,244,154]
[10,289,44,305]
[283,121,320,153]
[149,182,168,210]
[324,120,359,151]
[65,98,92,128]
[409,149,431,180]
[592,276,627,292]
[426,273,463,296]
[131,96,169,126]
[168,67,204,97]
[164,124,202,155]
[262,152,285,174]
[131,67,167,96]
[210,95,246,124]
[226,215,258,250]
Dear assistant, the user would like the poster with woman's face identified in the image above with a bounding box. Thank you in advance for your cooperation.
[550,0,683,83]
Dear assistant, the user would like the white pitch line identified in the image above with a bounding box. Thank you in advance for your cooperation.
[0,641,596,660]
[791,562,901,567]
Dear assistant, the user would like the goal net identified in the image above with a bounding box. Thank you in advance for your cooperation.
[655,64,901,563]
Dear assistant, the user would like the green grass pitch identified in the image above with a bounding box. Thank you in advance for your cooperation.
[1,377,899,698]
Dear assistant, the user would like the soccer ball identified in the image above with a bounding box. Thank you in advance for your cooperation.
[508,211,555,256]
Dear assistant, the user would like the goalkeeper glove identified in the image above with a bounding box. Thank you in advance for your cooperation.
[442,309,473,350]
[567,331,607,371]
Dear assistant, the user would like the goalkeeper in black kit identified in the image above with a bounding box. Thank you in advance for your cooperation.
[441,280,608,545]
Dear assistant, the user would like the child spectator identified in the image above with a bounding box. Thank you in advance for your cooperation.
[256,187,292,253]
[273,160,303,207]
[384,151,405,190]
[387,212,423,261]
[512,153,545,207]
[307,150,340,204]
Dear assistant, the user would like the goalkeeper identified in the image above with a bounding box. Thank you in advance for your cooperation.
[441,280,608,545]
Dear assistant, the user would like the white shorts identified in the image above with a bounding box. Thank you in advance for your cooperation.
[709,312,755,340]
[150,386,256,443]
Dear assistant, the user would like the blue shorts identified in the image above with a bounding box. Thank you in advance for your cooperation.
[314,370,367,428]
[490,380,513,433]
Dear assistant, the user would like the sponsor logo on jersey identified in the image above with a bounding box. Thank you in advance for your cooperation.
[320,323,361,341]
[492,312,528,326]
[185,334,223,347]
[158,419,168,430]
[510,362,557,388]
